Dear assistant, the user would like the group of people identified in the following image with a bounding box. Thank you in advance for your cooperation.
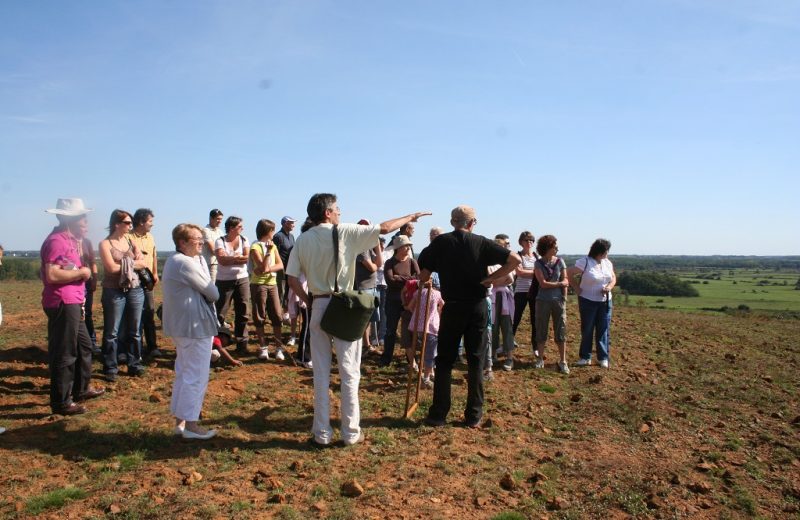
[35,195,615,445]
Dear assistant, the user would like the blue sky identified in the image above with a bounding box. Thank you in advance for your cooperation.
[1,1,798,254]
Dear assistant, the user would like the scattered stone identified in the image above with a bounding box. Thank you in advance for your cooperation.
[554,451,564,458]
[289,460,303,472]
[674,410,687,418]
[646,494,664,510]
[688,481,712,494]
[341,479,364,497]
[148,393,163,403]
[570,393,583,403]
[762,375,773,383]
[500,473,516,491]
[724,353,736,361]
[792,415,800,426]
[268,494,287,504]
[541,427,553,435]
[670,473,682,486]
[528,470,549,484]
[474,496,490,507]
[430,497,441,503]
[311,501,326,512]
[588,375,603,384]
[696,461,716,472]
[639,423,651,434]
[478,450,492,459]
[538,455,554,464]
[771,411,784,419]
[698,499,713,509]
[107,504,122,515]
[547,496,568,510]
[153,496,164,505]
[483,417,496,428]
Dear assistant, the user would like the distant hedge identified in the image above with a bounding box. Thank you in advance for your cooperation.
[0,258,41,281]
[618,271,699,297]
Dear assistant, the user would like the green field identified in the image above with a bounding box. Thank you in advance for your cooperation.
[625,268,800,314]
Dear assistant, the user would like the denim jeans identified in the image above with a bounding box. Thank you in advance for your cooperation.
[578,296,612,361]
[380,297,410,365]
[102,286,145,375]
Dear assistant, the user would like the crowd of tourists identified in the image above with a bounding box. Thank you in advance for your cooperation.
[25,195,615,444]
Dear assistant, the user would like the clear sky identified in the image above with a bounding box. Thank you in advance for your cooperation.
[1,1,798,254]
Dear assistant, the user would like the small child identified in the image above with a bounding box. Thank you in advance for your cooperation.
[212,326,243,367]
[408,279,444,388]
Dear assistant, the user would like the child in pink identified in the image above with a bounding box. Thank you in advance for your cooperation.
[408,279,444,388]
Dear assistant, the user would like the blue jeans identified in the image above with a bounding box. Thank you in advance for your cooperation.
[578,296,612,361]
[102,287,145,375]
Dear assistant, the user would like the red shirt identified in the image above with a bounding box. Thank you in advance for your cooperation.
[40,227,86,308]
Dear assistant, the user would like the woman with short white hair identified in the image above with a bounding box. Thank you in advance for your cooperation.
[162,223,219,440]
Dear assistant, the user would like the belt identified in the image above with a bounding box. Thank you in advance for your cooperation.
[313,294,332,300]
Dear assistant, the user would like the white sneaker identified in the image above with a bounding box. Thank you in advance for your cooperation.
[533,358,544,369]
[343,431,365,446]
[0,426,6,435]
[258,347,270,360]
[286,337,297,346]
[558,361,570,374]
[599,359,610,368]
[302,360,313,369]
[575,358,591,367]
[210,349,221,363]
[275,348,286,361]
[422,376,434,389]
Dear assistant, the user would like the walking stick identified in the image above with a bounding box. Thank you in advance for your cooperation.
[403,281,434,419]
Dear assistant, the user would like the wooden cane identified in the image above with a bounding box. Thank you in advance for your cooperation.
[413,281,434,406]
[403,281,434,419]
[403,281,424,418]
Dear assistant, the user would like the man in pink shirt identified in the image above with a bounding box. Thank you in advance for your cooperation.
[40,198,105,415]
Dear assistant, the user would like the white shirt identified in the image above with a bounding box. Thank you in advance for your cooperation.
[576,256,614,302]
[286,223,381,296]
[214,235,250,281]
[202,225,224,266]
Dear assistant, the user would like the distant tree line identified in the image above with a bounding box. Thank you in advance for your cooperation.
[0,258,40,281]
[565,255,800,271]
[617,271,699,297]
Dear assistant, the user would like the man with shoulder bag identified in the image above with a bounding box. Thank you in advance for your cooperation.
[286,193,430,446]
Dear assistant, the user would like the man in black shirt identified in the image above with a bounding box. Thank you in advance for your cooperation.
[417,205,521,428]
[273,216,296,313]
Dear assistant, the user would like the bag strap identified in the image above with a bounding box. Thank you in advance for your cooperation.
[331,225,340,293]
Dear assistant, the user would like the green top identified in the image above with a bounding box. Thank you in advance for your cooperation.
[249,242,278,286]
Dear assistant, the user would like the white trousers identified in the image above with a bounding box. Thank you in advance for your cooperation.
[310,298,362,444]
[170,336,212,421]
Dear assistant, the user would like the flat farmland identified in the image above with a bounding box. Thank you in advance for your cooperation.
[625,268,800,314]
[1,280,799,519]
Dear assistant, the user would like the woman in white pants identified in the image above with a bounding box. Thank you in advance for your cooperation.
[162,223,220,440]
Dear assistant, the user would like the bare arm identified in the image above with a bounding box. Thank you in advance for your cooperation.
[482,252,521,287]
[288,275,310,308]
[566,266,582,296]
[250,243,269,275]
[534,263,569,290]
[44,263,91,285]
[360,254,378,273]
[378,211,432,235]
[99,240,120,275]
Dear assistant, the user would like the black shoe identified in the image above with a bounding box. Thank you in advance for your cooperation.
[129,366,146,377]
[464,417,483,429]
[53,402,87,416]
[104,372,118,383]
[146,348,163,359]
[117,353,129,365]
[376,359,391,368]
[422,416,446,427]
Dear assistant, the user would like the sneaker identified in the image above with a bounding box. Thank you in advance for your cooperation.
[495,347,504,356]
[104,372,118,383]
[129,366,146,377]
[533,358,544,369]
[533,349,539,358]
[343,431,365,446]
[483,370,494,382]
[302,360,313,369]
[502,358,514,371]
[147,348,163,359]
[286,337,297,346]
[275,348,286,361]
[423,415,446,427]
[210,349,221,363]
[575,358,592,367]
[558,361,570,375]
[422,376,434,389]
[599,359,610,368]
[282,312,290,323]
[408,361,419,374]
[117,353,128,365]
[258,347,270,360]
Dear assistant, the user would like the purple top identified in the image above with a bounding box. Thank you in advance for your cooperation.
[40,227,86,308]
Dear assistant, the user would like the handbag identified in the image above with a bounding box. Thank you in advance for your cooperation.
[320,225,377,341]
[137,266,155,291]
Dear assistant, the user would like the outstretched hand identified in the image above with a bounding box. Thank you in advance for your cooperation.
[410,211,432,222]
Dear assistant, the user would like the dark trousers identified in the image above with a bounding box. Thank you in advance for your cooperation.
[140,288,158,353]
[84,283,97,346]
[512,292,535,347]
[215,277,250,350]
[45,303,93,412]
[380,297,410,365]
[428,299,489,424]
[295,305,311,362]
[377,285,387,340]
